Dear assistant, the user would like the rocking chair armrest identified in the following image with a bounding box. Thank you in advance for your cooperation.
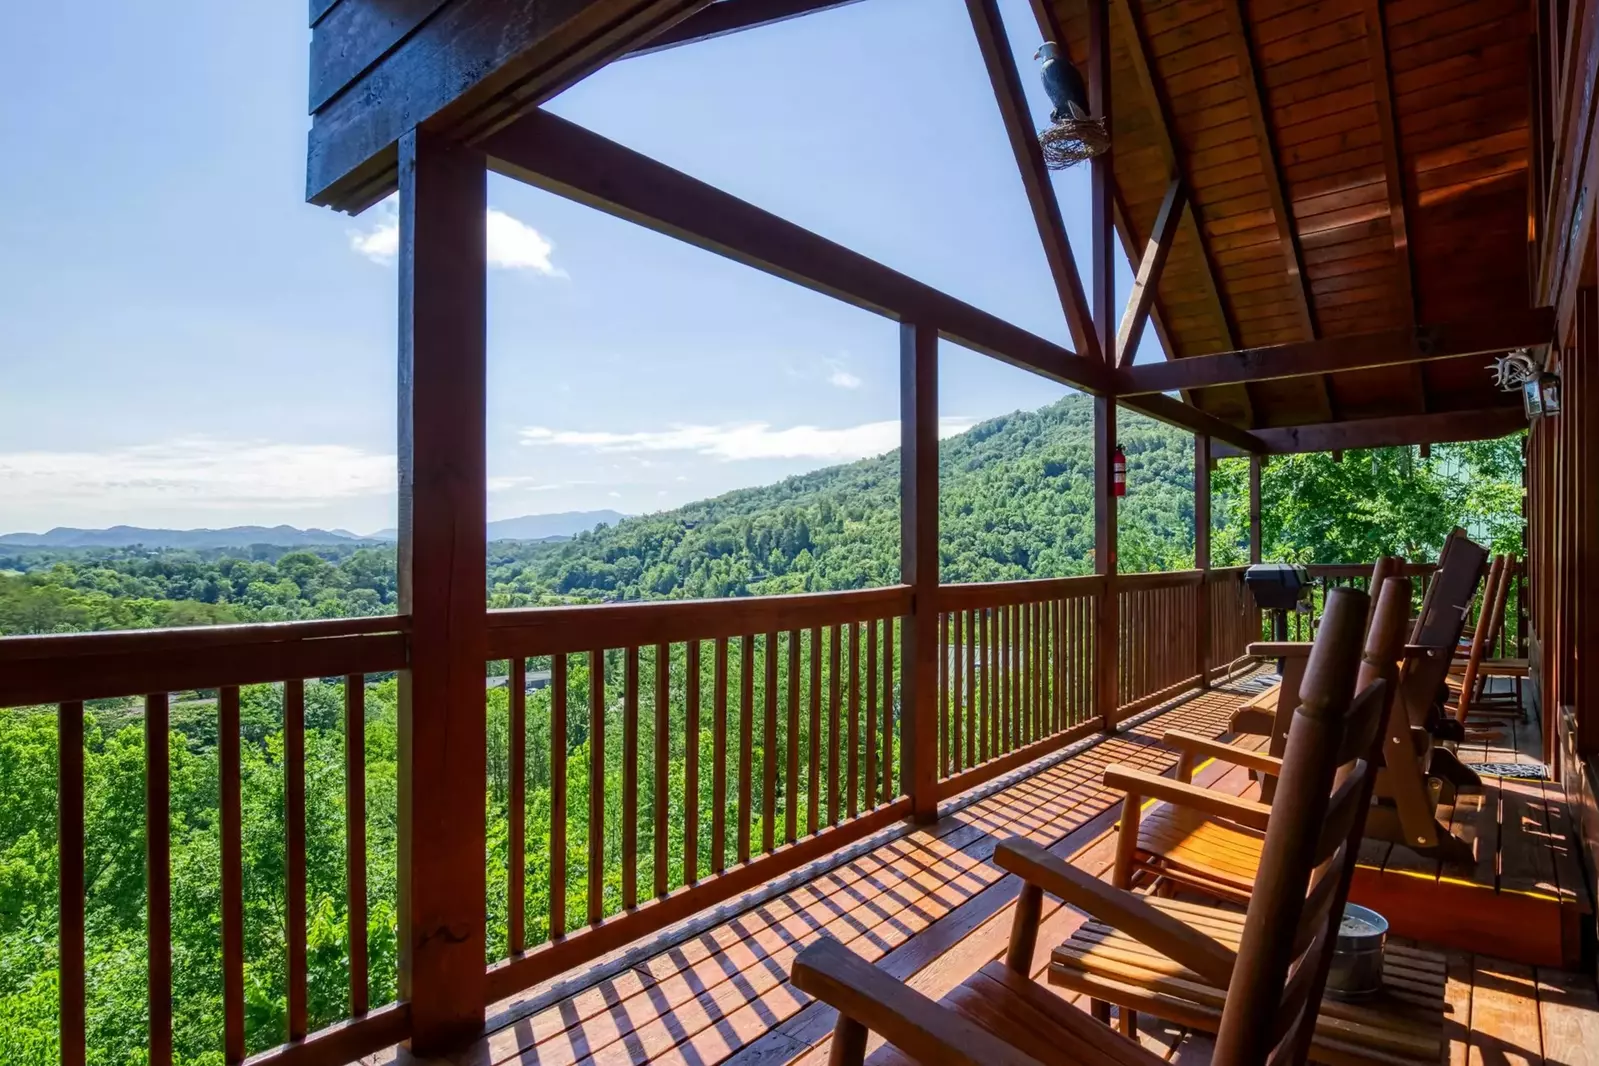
[1160,731,1283,778]
[1101,765,1273,831]
[994,838,1237,988]
[1247,641,1314,658]
[791,938,1046,1066]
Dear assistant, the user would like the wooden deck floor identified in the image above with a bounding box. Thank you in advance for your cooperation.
[372,675,1599,1066]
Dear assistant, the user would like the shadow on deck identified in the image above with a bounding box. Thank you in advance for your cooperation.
[370,675,1599,1066]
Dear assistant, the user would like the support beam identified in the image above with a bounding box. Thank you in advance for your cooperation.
[1129,393,1264,455]
[1095,397,1119,726]
[1219,0,1333,421]
[1087,0,1114,364]
[1195,435,1212,687]
[1213,406,1529,457]
[1361,0,1429,414]
[965,0,1100,361]
[1117,309,1557,395]
[900,322,939,822]
[630,0,864,55]
[481,109,1114,393]
[308,0,715,212]
[396,130,488,1053]
[1116,179,1186,368]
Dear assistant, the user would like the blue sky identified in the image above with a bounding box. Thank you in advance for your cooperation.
[0,0,1144,535]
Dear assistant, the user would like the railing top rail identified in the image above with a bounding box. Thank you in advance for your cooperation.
[1304,562,1437,579]
[1118,569,1205,591]
[934,574,1105,610]
[0,614,408,664]
[486,585,912,657]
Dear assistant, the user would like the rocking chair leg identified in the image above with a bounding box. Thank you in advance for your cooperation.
[1118,1007,1138,1038]
[1091,998,1111,1024]
[829,1014,868,1066]
[1006,884,1043,973]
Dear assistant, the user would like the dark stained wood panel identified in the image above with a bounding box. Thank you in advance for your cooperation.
[1046,0,1532,430]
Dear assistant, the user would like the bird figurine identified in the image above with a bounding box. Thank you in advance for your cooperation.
[1035,41,1090,124]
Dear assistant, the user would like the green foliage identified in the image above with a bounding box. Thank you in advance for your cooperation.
[0,395,1524,1061]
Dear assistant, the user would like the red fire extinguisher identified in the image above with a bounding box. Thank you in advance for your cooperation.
[1112,444,1127,497]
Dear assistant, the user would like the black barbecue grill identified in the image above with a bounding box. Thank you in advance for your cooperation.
[1244,563,1311,642]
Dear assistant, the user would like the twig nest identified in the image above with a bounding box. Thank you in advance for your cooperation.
[1039,117,1110,170]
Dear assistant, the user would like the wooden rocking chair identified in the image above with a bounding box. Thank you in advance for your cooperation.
[1447,554,1525,724]
[791,589,1441,1066]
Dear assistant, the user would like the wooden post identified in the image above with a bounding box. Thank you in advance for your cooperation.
[1195,435,1212,686]
[1096,398,1119,728]
[1577,290,1598,756]
[1089,0,1119,731]
[901,321,940,822]
[1248,455,1263,564]
[395,129,488,1053]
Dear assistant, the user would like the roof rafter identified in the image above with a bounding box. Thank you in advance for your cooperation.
[1211,406,1527,457]
[964,0,1101,362]
[1361,0,1430,415]
[1116,178,1185,368]
[628,0,864,56]
[1113,0,1253,425]
[1117,308,1555,395]
[482,108,1268,452]
[1218,0,1335,422]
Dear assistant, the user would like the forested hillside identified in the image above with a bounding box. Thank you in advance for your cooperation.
[0,394,1528,1063]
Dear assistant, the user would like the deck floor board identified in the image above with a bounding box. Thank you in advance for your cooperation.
[367,675,1596,1066]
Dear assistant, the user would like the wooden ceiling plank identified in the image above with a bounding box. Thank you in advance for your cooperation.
[965,0,1102,362]
[1116,178,1187,366]
[1118,306,1555,394]
[480,108,1119,394]
[1360,0,1428,412]
[1211,405,1527,455]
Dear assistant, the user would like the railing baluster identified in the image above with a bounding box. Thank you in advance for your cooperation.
[551,654,568,937]
[807,626,821,837]
[939,611,950,779]
[285,678,307,1041]
[865,620,878,809]
[785,631,800,844]
[739,634,754,863]
[712,638,728,874]
[623,647,639,908]
[146,692,172,1066]
[762,631,777,855]
[59,701,85,1066]
[951,612,964,774]
[654,644,669,898]
[827,625,841,827]
[343,676,368,1013]
[685,640,700,885]
[587,649,605,924]
[848,623,861,819]
[967,610,978,766]
[509,658,526,954]
[882,616,895,800]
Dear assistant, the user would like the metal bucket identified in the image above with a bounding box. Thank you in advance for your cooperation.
[1325,903,1388,1001]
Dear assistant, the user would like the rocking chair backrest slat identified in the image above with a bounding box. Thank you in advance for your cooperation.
[1455,554,1505,720]
[1212,581,1408,1066]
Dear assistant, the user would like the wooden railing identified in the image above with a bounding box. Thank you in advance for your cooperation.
[932,576,1102,799]
[4,564,1415,1064]
[481,586,911,1002]
[0,618,411,1066]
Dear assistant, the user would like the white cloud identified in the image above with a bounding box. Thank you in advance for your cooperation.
[349,198,564,276]
[0,438,394,523]
[822,356,862,390]
[519,417,975,463]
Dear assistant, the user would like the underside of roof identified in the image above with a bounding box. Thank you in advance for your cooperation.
[1047,0,1533,430]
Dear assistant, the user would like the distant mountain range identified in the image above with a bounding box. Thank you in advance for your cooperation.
[0,510,628,550]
